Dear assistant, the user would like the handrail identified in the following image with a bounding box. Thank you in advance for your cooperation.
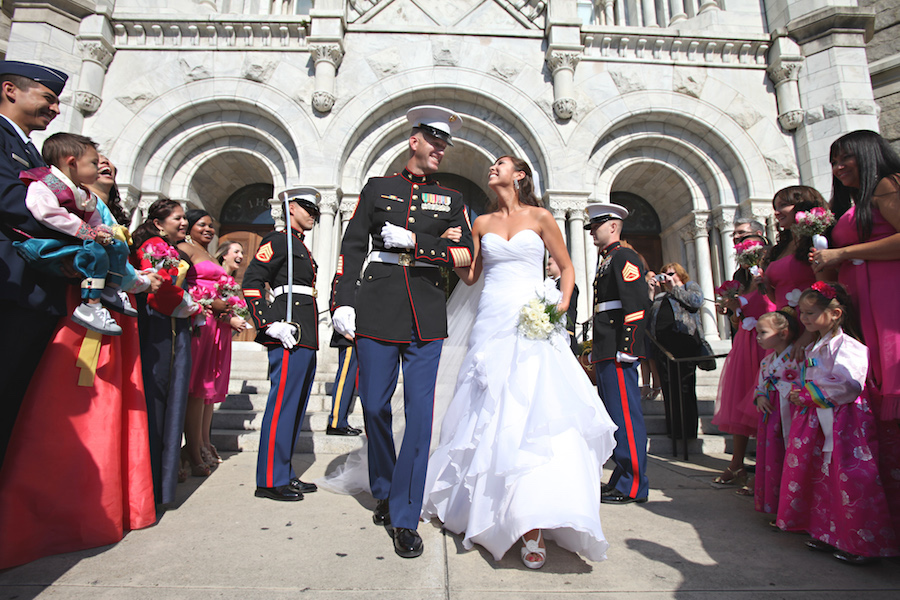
[645,331,728,460]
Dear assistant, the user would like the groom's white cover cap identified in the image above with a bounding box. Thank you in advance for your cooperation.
[584,202,629,229]
[406,105,462,146]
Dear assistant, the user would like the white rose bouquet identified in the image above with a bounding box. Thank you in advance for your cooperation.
[517,279,567,340]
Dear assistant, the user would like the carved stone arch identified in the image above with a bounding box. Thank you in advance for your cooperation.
[92,78,317,195]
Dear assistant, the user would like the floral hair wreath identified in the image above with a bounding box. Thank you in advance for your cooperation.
[811,281,837,300]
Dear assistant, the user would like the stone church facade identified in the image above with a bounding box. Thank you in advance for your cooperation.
[0,0,885,342]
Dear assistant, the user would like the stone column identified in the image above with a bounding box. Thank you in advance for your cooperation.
[641,0,658,27]
[309,43,343,113]
[668,0,686,24]
[74,15,115,117]
[546,50,581,120]
[689,211,719,340]
[767,34,805,131]
[339,196,358,235]
[567,209,588,325]
[699,0,720,13]
[314,189,339,300]
[551,206,567,240]
[714,205,737,279]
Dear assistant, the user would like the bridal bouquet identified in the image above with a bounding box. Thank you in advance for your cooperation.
[517,279,566,340]
[714,280,741,303]
[190,285,217,308]
[735,239,766,269]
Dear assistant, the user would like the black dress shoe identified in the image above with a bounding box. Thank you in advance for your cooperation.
[373,498,391,526]
[806,538,835,552]
[290,478,317,494]
[600,489,647,505]
[326,425,362,436]
[391,527,424,558]
[601,483,615,496]
[833,550,878,566]
[255,485,303,501]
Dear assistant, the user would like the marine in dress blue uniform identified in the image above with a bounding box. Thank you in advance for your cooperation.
[587,203,651,504]
[0,61,69,468]
[330,106,474,558]
[242,188,321,501]
[326,331,362,436]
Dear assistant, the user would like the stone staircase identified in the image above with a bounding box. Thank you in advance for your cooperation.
[212,339,736,458]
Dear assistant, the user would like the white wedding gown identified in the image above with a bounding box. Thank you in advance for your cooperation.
[421,230,617,562]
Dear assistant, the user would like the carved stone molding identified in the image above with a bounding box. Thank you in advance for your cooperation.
[269,198,285,230]
[553,97,577,120]
[310,43,344,68]
[77,39,115,68]
[312,90,336,113]
[547,50,581,74]
[317,191,340,215]
[778,110,805,131]
[74,91,102,114]
[340,198,358,221]
[713,206,738,231]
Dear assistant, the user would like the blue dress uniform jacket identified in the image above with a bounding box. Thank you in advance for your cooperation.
[330,168,474,342]
[590,242,650,362]
[242,227,319,351]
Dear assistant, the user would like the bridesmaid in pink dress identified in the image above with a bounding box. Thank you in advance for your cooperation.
[179,211,249,476]
[778,283,898,564]
[712,268,775,485]
[810,130,900,544]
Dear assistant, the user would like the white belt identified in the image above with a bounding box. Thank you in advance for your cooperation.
[595,300,623,313]
[273,285,317,298]
[368,250,437,268]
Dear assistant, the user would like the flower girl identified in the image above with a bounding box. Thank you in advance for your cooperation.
[778,282,898,564]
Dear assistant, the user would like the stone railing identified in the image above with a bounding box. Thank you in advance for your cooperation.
[112,17,310,50]
[581,27,769,68]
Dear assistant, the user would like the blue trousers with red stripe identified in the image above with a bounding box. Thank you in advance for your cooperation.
[329,345,358,429]
[596,359,649,500]
[356,334,443,530]
[256,346,316,488]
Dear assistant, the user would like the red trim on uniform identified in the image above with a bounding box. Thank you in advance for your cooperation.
[616,362,641,499]
[403,266,423,340]
[266,349,291,488]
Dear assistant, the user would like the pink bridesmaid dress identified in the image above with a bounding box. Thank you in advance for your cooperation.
[187,260,233,404]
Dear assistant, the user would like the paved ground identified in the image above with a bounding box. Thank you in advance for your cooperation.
[1,450,899,599]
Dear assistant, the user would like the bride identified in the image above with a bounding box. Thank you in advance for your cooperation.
[420,156,617,568]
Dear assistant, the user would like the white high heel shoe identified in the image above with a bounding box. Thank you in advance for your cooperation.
[520,530,546,569]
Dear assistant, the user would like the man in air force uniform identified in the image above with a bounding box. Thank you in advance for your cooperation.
[587,202,651,505]
[330,106,474,558]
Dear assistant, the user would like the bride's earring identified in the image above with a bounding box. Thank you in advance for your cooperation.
[514,178,520,191]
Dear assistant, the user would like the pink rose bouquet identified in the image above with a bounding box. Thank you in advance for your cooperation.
[734,239,766,268]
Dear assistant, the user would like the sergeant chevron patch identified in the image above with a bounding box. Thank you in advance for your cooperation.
[255,242,274,263]
[622,261,640,282]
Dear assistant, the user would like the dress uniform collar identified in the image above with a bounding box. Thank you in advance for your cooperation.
[288,226,305,241]
[402,168,433,185]
[601,241,621,257]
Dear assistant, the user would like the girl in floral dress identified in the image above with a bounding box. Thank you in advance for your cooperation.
[752,309,800,515]
[778,282,898,564]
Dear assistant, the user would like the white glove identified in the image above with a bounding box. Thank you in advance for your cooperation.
[381,222,415,249]
[332,306,356,339]
[267,321,298,349]
[616,351,639,364]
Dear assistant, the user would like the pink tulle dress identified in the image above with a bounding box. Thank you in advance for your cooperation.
[752,347,799,514]
[831,206,900,421]
[764,253,816,310]
[187,260,233,404]
[776,330,898,557]
[713,288,776,437]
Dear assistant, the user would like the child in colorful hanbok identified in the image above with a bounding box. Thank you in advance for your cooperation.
[753,308,800,514]
[777,282,898,564]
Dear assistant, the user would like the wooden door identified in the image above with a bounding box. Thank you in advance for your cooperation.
[217,228,269,342]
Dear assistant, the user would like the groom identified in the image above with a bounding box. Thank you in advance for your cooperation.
[330,105,474,558]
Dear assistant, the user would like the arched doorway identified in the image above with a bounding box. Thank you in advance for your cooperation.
[612,191,662,271]
[217,182,275,284]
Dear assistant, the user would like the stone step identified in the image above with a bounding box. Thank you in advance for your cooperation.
[210,429,365,455]
[213,409,366,432]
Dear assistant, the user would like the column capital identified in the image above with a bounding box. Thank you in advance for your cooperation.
[546,49,582,75]
[317,188,341,215]
[312,90,336,113]
[547,190,590,217]
[310,42,344,68]
[713,205,738,230]
[76,38,115,68]
[689,211,711,238]
[340,196,359,221]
